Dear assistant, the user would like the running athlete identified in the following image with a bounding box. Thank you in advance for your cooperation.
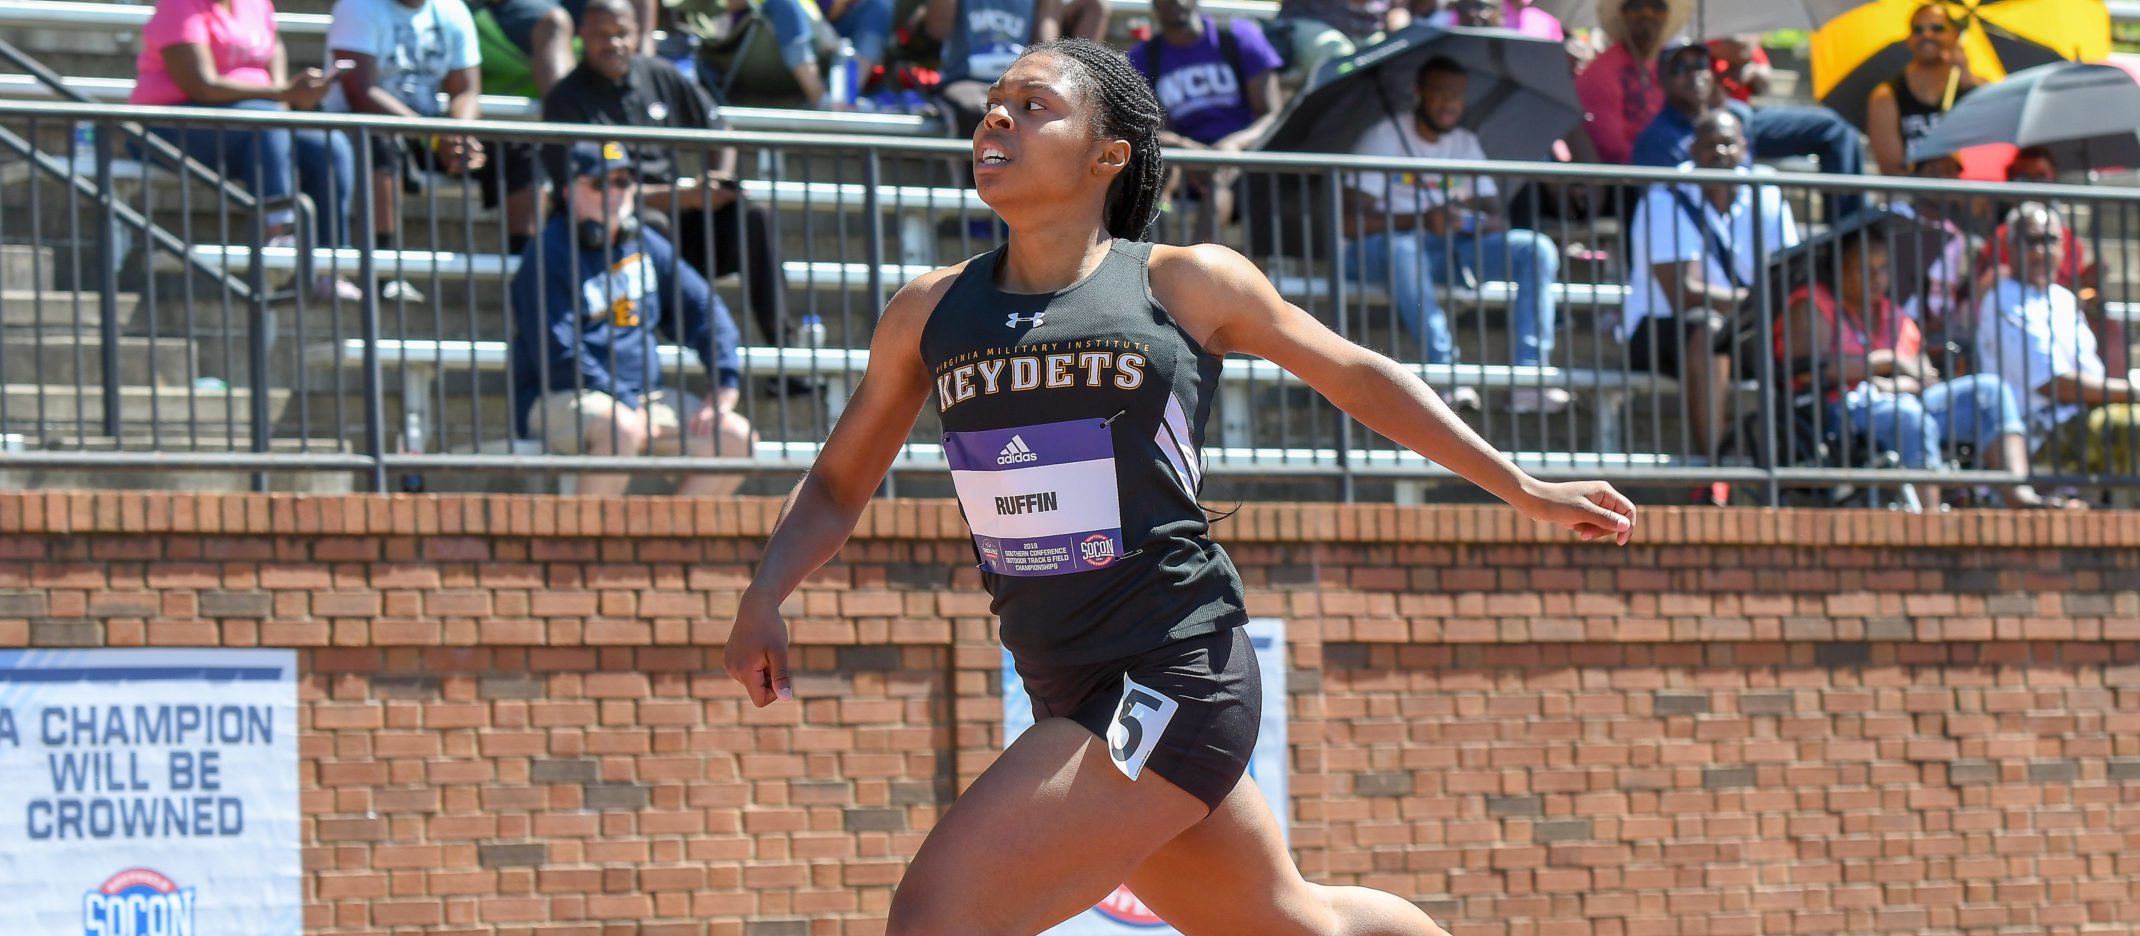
[724,37,1637,936]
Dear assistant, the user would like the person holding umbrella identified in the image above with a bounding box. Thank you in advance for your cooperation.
[1342,55,1567,413]
[1864,2,1984,175]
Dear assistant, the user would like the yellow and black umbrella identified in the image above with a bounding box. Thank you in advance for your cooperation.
[1811,0,2109,130]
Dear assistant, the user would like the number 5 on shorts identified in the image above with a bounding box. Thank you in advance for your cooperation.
[1106,675,1179,781]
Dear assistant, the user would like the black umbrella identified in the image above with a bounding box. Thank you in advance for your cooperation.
[1256,24,1581,160]
[1906,59,2140,171]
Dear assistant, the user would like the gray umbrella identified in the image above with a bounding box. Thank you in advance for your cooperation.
[1905,59,2140,171]
[1256,24,1580,160]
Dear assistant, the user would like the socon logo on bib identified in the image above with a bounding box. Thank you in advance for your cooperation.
[82,868,197,936]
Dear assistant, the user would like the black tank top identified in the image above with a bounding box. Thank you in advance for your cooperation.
[919,240,1247,665]
[1890,71,1973,154]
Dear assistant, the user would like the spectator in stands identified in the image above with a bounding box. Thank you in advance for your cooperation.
[1262,0,1395,85]
[1622,109,1797,464]
[1707,33,1767,102]
[1891,154,1985,336]
[1780,232,2071,508]
[325,0,487,302]
[1986,147,2092,296]
[926,0,1102,147]
[133,0,360,300]
[1428,0,1562,39]
[740,0,893,107]
[558,0,660,51]
[511,141,755,496]
[1130,0,1286,243]
[1631,41,1863,216]
[1573,0,1680,167]
[1977,204,2140,477]
[1866,2,1982,177]
[1342,56,1565,414]
[543,0,799,366]
[471,0,573,251]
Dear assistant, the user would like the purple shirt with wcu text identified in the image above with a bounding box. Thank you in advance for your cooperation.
[1127,17,1283,146]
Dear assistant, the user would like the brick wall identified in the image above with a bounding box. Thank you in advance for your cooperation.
[3,492,2138,935]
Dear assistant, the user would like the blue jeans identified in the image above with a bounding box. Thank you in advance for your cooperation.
[831,0,891,63]
[1344,227,1559,366]
[1838,373,2028,469]
[143,99,353,248]
[759,0,819,70]
[1748,105,1863,217]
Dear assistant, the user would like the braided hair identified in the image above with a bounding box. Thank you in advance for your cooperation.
[1017,38,1166,241]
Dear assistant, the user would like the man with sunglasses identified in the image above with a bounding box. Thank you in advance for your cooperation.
[510,140,755,497]
[1867,2,1981,176]
[1632,41,1862,216]
[1975,204,2139,479]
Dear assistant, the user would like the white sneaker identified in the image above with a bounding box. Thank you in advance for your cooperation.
[1511,387,1573,414]
[1441,386,1481,410]
[313,275,364,302]
[378,279,427,303]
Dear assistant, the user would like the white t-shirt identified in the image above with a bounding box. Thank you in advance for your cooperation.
[1346,117,1497,216]
[1974,278,2103,434]
[1620,164,1799,341]
[324,0,480,115]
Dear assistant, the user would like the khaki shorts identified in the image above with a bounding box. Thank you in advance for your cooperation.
[528,389,746,457]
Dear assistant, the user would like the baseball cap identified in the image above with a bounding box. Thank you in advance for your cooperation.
[569,140,634,179]
[1657,40,1713,75]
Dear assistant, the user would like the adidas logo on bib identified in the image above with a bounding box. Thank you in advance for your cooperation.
[996,435,1039,465]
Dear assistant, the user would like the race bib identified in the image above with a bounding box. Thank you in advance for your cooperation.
[1105,675,1178,781]
[944,418,1124,577]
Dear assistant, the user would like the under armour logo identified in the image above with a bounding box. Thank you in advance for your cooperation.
[1006,312,1045,328]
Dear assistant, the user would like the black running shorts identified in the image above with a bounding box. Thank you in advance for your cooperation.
[1012,625,1259,812]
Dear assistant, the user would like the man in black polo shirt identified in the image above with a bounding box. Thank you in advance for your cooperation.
[543,0,794,353]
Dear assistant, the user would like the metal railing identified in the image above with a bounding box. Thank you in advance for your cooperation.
[2,99,2137,505]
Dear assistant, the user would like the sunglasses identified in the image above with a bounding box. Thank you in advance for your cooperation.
[1911,21,1952,35]
[1666,57,1711,76]
[588,173,637,192]
[2023,234,2062,248]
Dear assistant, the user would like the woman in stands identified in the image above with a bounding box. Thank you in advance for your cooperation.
[133,0,360,300]
[722,38,1635,935]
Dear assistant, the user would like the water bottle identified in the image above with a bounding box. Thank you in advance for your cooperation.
[400,409,426,493]
[797,312,827,351]
[823,40,858,109]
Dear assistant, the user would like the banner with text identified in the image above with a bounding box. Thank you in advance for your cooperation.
[0,649,301,935]
[1002,618,1288,934]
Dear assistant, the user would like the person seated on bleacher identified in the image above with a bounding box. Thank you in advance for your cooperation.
[1129,0,1287,243]
[719,0,893,107]
[1975,203,2140,480]
[1780,229,2072,509]
[1572,0,1681,168]
[543,0,801,378]
[471,0,577,251]
[511,141,756,496]
[1621,109,1796,469]
[133,0,360,301]
[1340,55,1565,414]
[1630,41,1862,217]
[325,0,488,302]
[925,0,1099,151]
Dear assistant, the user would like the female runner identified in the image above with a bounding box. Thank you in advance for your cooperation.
[724,37,1637,935]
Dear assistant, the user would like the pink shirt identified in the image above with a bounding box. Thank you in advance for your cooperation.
[132,0,280,105]
[1574,42,1661,166]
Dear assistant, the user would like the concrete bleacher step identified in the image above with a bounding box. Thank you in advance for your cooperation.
[1,382,290,427]
[0,289,144,328]
[0,334,201,387]
[1,245,56,291]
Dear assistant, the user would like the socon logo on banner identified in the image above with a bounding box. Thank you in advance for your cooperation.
[1001,619,1289,936]
[83,868,196,936]
[0,649,300,934]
